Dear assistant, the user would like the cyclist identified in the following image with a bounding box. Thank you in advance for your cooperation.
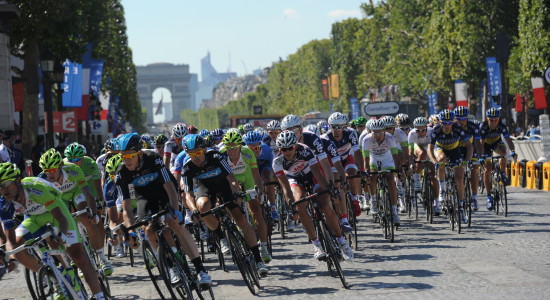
[115,133,212,288]
[304,124,351,232]
[361,119,401,225]
[408,117,435,192]
[37,148,114,275]
[429,114,441,127]
[427,109,473,221]
[266,120,282,154]
[164,123,188,168]
[396,113,412,136]
[211,128,225,149]
[479,107,517,210]
[154,134,168,157]
[272,130,353,260]
[317,120,329,135]
[103,154,128,258]
[0,162,106,300]
[322,112,363,219]
[180,134,269,276]
[242,130,280,222]
[354,117,368,136]
[242,123,254,134]
[220,131,271,263]
[382,116,409,213]
[454,106,483,210]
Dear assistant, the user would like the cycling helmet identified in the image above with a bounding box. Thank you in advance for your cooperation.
[381,116,396,128]
[203,135,215,147]
[172,123,188,138]
[105,154,123,175]
[104,139,114,151]
[276,130,298,148]
[188,125,198,134]
[64,142,86,158]
[266,120,281,131]
[413,117,429,127]
[454,106,469,118]
[223,130,243,145]
[39,148,63,170]
[140,135,152,149]
[242,123,254,133]
[243,131,264,144]
[439,109,455,122]
[395,113,411,126]
[328,112,348,125]
[199,129,210,137]
[154,134,168,146]
[118,133,142,151]
[226,128,240,134]
[0,162,21,183]
[281,115,302,130]
[486,107,501,118]
[211,128,224,138]
[317,120,329,133]
[355,116,368,126]
[304,124,321,136]
[429,114,441,124]
[369,119,387,131]
[183,134,206,151]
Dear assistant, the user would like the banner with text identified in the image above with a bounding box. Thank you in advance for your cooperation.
[428,92,438,115]
[62,60,83,107]
[454,80,468,107]
[486,57,502,96]
[90,59,104,96]
[350,97,359,120]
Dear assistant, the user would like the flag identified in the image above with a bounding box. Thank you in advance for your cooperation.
[62,60,83,107]
[531,77,547,109]
[428,92,438,115]
[90,60,104,96]
[155,93,164,115]
[486,57,502,96]
[349,98,359,120]
[454,80,468,107]
[515,93,523,113]
[12,82,24,112]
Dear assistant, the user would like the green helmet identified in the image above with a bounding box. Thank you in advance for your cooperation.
[355,117,368,126]
[223,130,243,145]
[64,142,86,158]
[0,162,21,183]
[39,148,63,170]
[105,154,123,175]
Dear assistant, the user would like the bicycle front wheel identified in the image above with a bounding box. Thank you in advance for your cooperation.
[142,241,174,300]
[320,223,349,289]
[227,230,258,295]
[37,265,64,300]
[25,267,40,300]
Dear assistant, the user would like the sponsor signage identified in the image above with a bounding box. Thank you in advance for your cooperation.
[363,101,399,116]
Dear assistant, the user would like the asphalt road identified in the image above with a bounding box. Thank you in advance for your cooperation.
[2,186,549,299]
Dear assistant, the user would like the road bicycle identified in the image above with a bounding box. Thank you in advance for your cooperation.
[369,168,400,243]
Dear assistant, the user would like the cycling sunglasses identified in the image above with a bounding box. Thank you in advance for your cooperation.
[248,145,261,151]
[331,125,345,130]
[225,145,241,150]
[121,152,139,160]
[441,121,454,125]
[0,180,14,189]
[43,167,58,173]
[280,146,295,152]
[67,156,83,163]
[417,128,427,133]
[187,149,205,157]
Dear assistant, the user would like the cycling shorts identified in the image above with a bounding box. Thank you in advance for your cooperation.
[289,173,320,191]
[483,140,506,156]
[436,147,462,165]
[459,146,479,161]
[16,212,80,246]
[194,179,236,208]
[341,154,358,171]
[135,194,169,222]
[368,153,396,171]
[117,198,137,213]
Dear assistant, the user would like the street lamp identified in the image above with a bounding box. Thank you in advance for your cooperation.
[40,52,55,149]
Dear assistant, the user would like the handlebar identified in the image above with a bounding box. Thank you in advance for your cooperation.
[291,190,331,208]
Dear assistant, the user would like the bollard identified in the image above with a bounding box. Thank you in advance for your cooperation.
[518,159,529,188]
[510,161,520,187]
[525,161,537,189]
[543,162,550,191]
[534,162,544,190]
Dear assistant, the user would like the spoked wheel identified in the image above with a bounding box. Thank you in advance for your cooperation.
[25,267,40,300]
[320,224,349,289]
[227,231,258,295]
[142,241,173,300]
[345,192,358,250]
[501,184,508,217]
[37,265,63,300]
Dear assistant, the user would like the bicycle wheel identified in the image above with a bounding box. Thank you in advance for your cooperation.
[164,247,195,300]
[37,265,65,300]
[142,241,173,300]
[492,172,501,215]
[464,177,472,228]
[500,183,508,217]
[344,192,358,250]
[386,189,395,243]
[227,230,257,295]
[320,222,349,289]
[276,194,287,239]
[212,234,227,272]
[452,187,461,234]
[25,267,40,300]
[156,245,184,300]
[236,230,261,287]
[262,202,274,255]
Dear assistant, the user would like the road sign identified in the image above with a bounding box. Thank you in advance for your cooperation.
[363,101,400,116]
[89,120,108,135]
[544,65,550,85]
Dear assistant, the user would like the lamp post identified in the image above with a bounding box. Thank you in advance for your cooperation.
[40,55,55,148]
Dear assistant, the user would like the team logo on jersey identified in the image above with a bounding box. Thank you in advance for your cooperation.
[288,160,307,173]
[132,173,158,186]
[337,143,352,157]
[66,170,78,177]
[58,182,76,192]
[155,158,164,166]
[196,168,222,179]
[27,188,43,196]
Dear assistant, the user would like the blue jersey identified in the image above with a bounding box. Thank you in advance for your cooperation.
[0,196,16,230]
[430,123,470,151]
[103,178,120,208]
[301,131,327,161]
[479,120,510,145]
[320,137,341,164]
[322,129,360,159]
[172,149,188,175]
[256,144,274,171]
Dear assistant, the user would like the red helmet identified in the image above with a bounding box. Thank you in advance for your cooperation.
[188,125,198,134]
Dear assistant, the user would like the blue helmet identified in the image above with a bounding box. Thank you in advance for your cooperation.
[243,131,264,144]
[212,128,224,138]
[118,133,141,151]
[111,138,120,151]
[199,129,210,137]
[454,106,469,118]
[183,134,205,151]
[486,107,501,118]
[439,109,455,122]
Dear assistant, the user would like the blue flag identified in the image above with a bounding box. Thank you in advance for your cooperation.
[486,57,502,96]
[90,60,104,96]
[349,97,360,120]
[62,60,83,107]
[428,92,438,115]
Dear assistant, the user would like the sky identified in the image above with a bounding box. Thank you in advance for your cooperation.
[121,0,367,79]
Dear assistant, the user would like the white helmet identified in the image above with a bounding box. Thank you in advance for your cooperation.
[266,120,281,131]
[243,123,254,132]
[281,114,302,130]
[370,119,386,131]
[413,117,429,127]
[276,130,298,148]
[328,112,348,125]
[381,116,396,128]
[304,124,320,136]
[172,123,188,138]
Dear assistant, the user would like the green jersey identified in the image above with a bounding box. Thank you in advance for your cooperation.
[38,163,88,207]
[64,156,101,197]
[219,146,257,201]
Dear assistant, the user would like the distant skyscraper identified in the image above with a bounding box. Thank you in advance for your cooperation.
[196,52,236,108]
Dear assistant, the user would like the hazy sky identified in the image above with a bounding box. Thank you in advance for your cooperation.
[121,0,367,78]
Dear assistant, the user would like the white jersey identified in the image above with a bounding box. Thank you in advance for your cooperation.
[358,129,369,151]
[96,153,109,176]
[392,128,408,151]
[362,132,399,170]
[408,127,433,149]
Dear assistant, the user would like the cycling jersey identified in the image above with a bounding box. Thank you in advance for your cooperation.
[38,163,88,208]
[272,143,317,188]
[458,120,481,147]
[181,149,233,193]
[479,120,510,145]
[164,139,184,168]
[64,156,101,198]
[1,177,80,245]
[361,133,399,170]
[408,127,433,149]
[322,129,360,160]
[220,146,257,201]
[256,144,274,172]
[103,178,121,209]
[429,123,469,151]
[320,137,341,165]
[171,149,188,175]
[300,131,327,161]
[266,137,278,153]
[392,128,409,151]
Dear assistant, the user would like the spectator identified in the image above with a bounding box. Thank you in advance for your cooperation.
[0,130,15,163]
[12,138,24,171]
[54,136,67,154]
[31,135,46,175]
